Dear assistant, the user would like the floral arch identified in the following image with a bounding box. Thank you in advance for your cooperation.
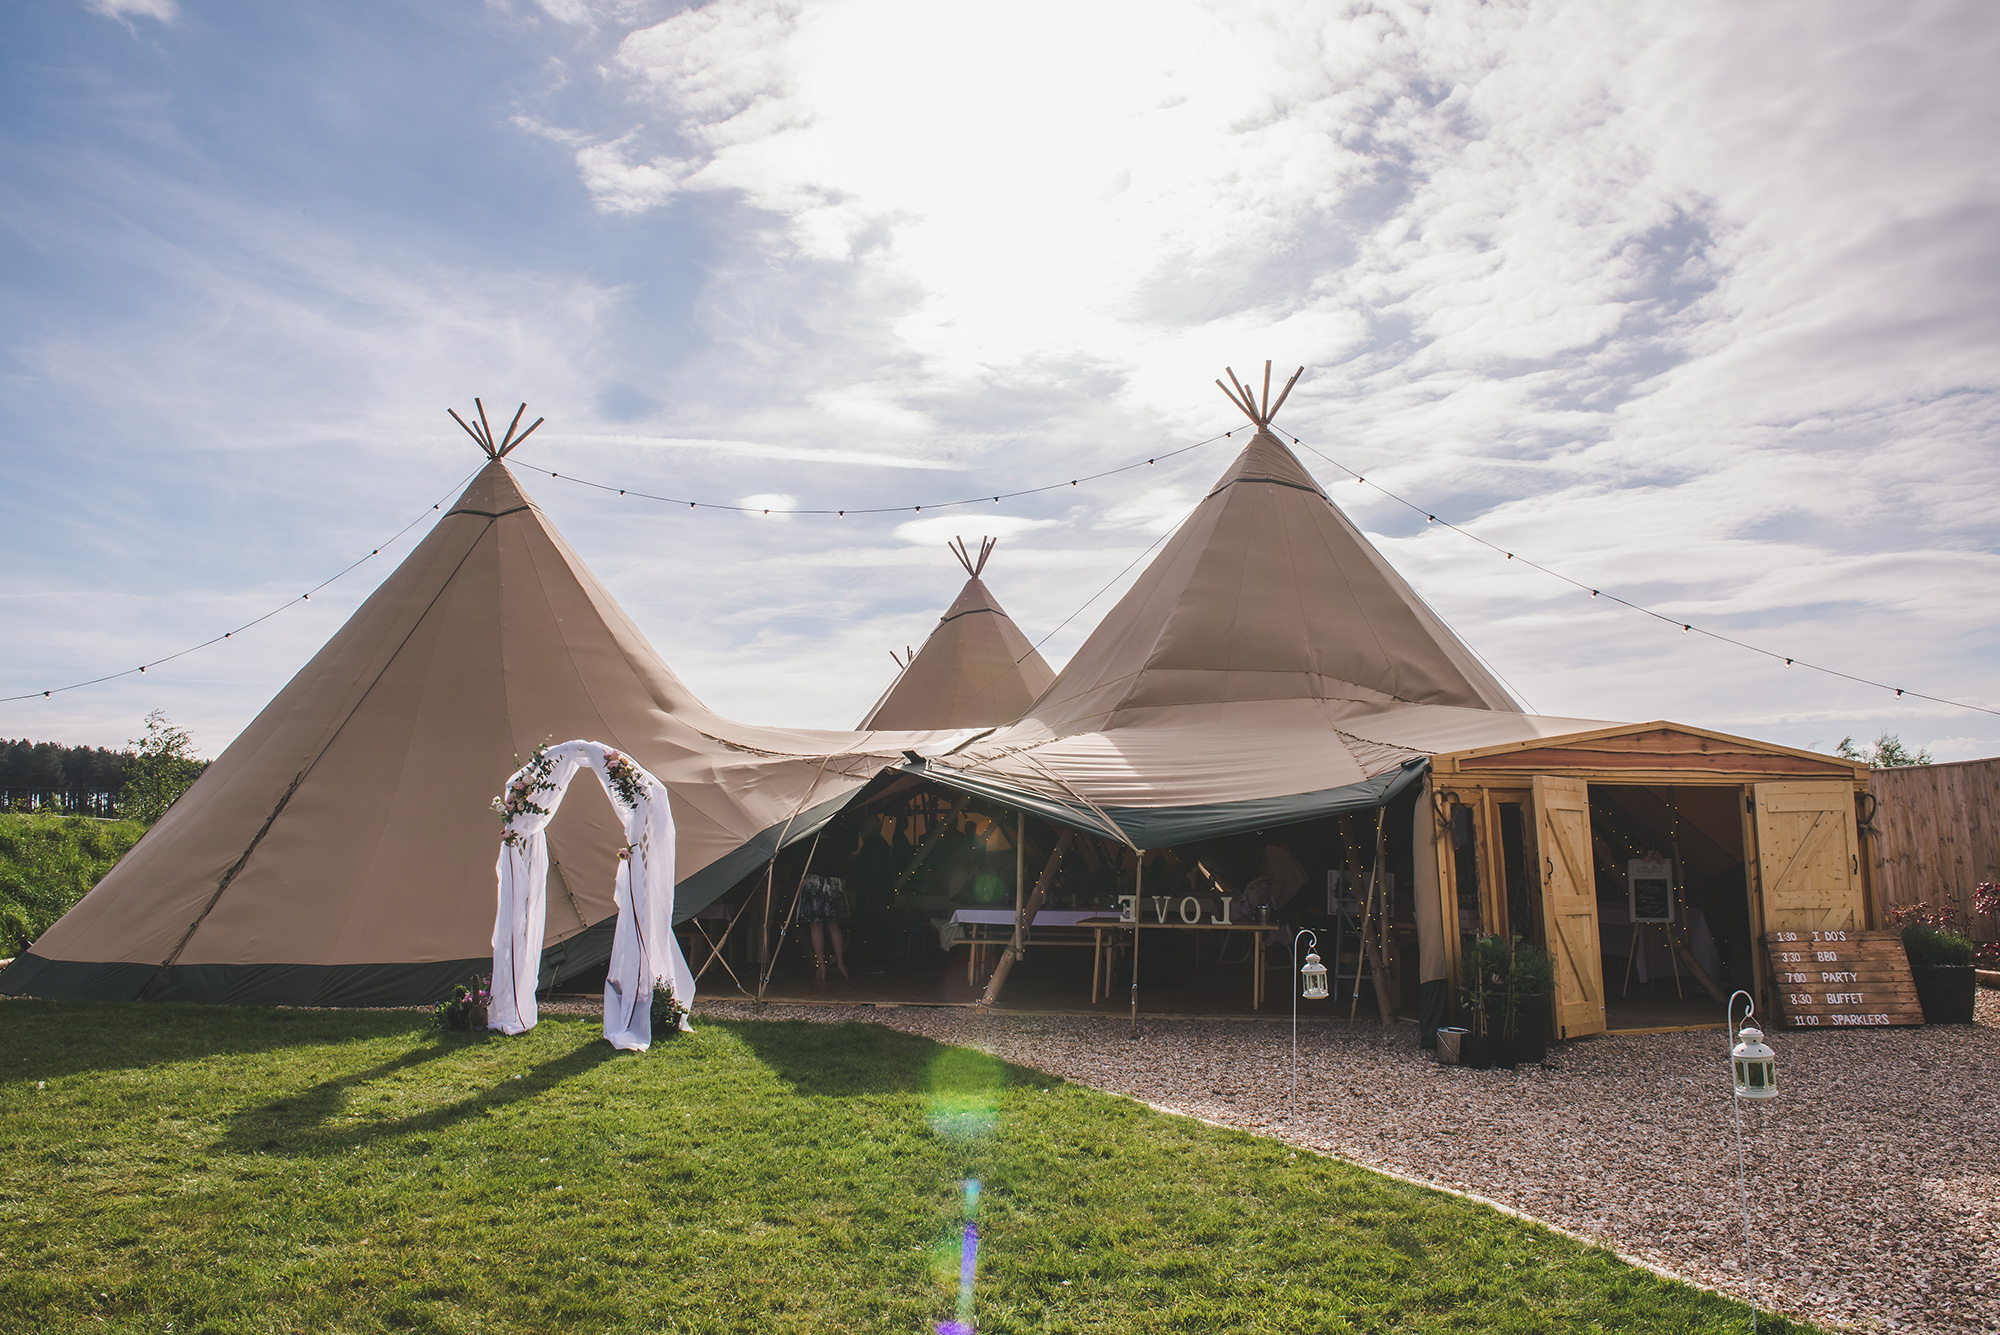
[488,740,693,1051]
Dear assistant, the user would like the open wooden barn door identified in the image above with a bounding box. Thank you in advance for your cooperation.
[1752,781,1864,933]
[1533,775,1606,1039]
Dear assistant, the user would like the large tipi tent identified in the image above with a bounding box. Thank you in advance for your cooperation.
[903,365,1612,1005]
[1,409,947,1006]
[916,367,1608,847]
[857,537,1055,731]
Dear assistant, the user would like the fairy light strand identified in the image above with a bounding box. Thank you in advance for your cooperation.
[0,429,1242,706]
[1279,433,2000,720]
[0,467,484,704]
[504,428,1235,516]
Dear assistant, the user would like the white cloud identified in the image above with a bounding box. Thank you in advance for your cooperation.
[736,492,797,519]
[546,433,961,471]
[83,0,177,22]
[1098,486,1199,534]
[890,514,1058,546]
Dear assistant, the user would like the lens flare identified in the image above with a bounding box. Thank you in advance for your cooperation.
[926,1050,1002,1332]
[936,1179,981,1335]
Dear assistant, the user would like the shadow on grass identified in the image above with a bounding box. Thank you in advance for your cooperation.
[718,1016,1045,1100]
[214,1038,619,1158]
[0,999,429,1085]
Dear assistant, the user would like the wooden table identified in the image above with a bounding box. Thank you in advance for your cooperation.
[945,908,1105,985]
[1085,917,1280,1010]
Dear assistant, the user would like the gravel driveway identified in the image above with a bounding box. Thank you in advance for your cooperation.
[690,991,2000,1335]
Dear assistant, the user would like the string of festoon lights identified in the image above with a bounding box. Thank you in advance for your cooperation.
[0,465,484,704]
[1268,432,2000,721]
[8,419,1996,720]
[0,429,1239,704]
[501,426,1232,515]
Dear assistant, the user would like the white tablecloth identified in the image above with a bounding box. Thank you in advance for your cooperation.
[937,907,1114,950]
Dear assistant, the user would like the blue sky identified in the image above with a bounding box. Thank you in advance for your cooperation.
[3,0,1996,762]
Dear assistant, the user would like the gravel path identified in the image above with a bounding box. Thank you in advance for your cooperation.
[674,991,2000,1335]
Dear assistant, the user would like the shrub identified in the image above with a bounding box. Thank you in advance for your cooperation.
[1901,924,1973,969]
[119,711,206,825]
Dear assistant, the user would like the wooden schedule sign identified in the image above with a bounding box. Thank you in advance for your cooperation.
[1763,929,1922,1027]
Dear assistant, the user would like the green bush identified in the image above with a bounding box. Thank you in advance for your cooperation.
[0,813,145,955]
[1902,923,1974,969]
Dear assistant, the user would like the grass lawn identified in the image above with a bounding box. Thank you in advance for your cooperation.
[0,1002,1806,1334]
[0,812,147,956]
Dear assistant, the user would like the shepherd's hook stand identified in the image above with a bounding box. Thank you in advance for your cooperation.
[1290,928,1319,1126]
[1728,989,1760,1335]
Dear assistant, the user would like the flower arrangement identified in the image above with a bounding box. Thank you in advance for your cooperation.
[1887,900,1958,932]
[650,980,688,1035]
[435,974,492,1033]
[1975,884,2000,970]
[1976,882,2000,921]
[492,740,559,847]
[601,748,649,811]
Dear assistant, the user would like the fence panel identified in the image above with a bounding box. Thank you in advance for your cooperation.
[1868,756,2000,941]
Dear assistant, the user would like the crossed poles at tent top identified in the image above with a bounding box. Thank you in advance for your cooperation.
[448,398,544,459]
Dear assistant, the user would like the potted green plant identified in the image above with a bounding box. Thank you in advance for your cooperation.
[1901,924,1976,1024]
[1457,935,1503,1069]
[1457,935,1556,1069]
[1506,939,1556,1065]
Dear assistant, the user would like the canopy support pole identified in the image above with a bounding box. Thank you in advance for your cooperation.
[977,830,1071,1009]
[1130,851,1145,1038]
[1350,807,1395,1026]
[755,829,824,1003]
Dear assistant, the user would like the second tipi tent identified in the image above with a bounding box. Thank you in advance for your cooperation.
[857,537,1055,731]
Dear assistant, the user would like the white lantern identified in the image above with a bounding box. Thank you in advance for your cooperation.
[1300,951,1329,1000]
[1731,1024,1777,1100]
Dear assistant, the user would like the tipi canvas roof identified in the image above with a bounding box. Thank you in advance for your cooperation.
[3,449,951,1007]
[857,537,1056,731]
[918,368,1610,845]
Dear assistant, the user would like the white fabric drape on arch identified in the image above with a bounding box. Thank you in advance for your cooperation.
[487,740,694,1051]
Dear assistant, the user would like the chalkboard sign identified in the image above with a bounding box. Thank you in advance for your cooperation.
[1628,857,1674,924]
[1763,929,1922,1027]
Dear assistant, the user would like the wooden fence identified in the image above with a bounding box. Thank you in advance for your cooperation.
[1867,756,2000,940]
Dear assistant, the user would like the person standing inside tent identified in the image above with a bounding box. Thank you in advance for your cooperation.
[797,843,852,982]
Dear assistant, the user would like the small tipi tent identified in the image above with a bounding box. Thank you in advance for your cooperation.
[857,537,1055,731]
[2,405,937,1006]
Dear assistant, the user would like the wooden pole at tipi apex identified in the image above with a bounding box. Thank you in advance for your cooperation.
[495,403,543,457]
[976,536,996,577]
[447,407,496,457]
[1218,368,1262,425]
[1214,364,1305,428]
[1267,366,1303,423]
[950,536,977,578]
[447,399,546,459]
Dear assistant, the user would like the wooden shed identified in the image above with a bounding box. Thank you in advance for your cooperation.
[1425,722,1871,1036]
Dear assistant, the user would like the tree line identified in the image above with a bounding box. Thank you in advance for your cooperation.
[1,712,209,821]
